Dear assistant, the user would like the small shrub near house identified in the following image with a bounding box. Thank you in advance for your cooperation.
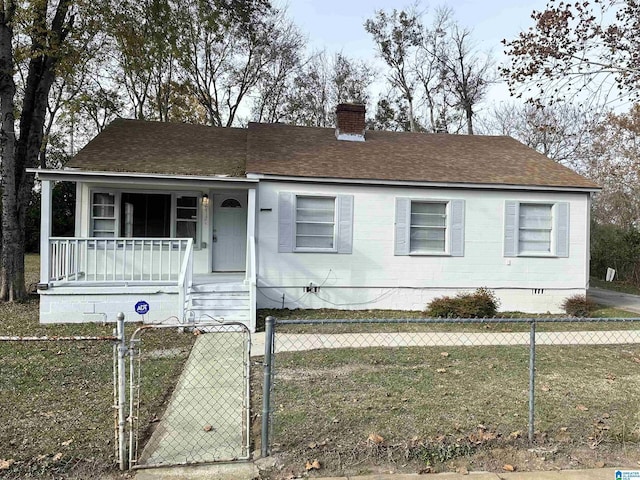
[426,287,500,318]
[562,294,597,317]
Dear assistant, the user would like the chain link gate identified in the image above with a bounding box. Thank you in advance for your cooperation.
[128,322,252,468]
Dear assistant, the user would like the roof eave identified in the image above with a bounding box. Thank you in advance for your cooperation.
[28,168,257,185]
[246,172,601,193]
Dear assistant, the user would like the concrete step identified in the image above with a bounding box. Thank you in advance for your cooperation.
[191,299,249,309]
[190,283,248,294]
[189,307,250,322]
[190,292,249,300]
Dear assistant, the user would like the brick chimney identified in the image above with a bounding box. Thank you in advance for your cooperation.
[335,103,365,142]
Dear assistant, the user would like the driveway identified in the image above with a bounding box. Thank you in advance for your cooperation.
[589,287,640,314]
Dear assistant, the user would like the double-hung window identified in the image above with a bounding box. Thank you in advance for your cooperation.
[504,201,569,257]
[278,192,354,254]
[295,196,336,250]
[91,192,116,237]
[518,203,552,253]
[395,197,465,256]
[175,196,198,242]
[410,201,447,253]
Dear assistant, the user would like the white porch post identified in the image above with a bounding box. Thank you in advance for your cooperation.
[247,188,256,239]
[246,187,257,332]
[39,179,52,287]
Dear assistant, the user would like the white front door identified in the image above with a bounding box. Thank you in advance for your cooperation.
[212,194,247,271]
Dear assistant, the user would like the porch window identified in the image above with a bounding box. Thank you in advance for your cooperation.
[91,192,116,237]
[176,195,198,242]
[90,190,201,245]
[121,193,171,237]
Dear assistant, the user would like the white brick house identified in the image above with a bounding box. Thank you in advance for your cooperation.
[31,104,599,331]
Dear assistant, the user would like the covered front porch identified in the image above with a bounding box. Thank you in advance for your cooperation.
[34,169,257,330]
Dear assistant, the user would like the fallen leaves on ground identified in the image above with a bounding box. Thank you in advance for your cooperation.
[0,459,14,470]
[305,459,320,470]
[368,433,384,445]
[576,404,589,411]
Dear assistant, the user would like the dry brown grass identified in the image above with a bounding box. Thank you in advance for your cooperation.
[253,338,640,478]
[0,255,195,479]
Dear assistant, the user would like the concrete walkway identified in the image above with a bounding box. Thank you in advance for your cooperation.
[589,287,640,314]
[251,329,640,356]
[137,332,249,467]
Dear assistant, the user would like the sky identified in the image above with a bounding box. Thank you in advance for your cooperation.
[283,0,550,110]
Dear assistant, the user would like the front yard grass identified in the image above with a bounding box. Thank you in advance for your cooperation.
[254,342,640,477]
[0,254,195,479]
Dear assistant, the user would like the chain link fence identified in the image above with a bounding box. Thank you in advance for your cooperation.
[0,332,121,477]
[260,316,640,474]
[129,323,252,468]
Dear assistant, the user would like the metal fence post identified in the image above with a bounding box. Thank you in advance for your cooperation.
[116,312,128,470]
[261,316,275,457]
[528,319,536,444]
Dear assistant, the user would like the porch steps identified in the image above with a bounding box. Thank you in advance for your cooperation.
[187,282,250,323]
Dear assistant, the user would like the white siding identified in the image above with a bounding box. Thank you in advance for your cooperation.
[256,181,590,313]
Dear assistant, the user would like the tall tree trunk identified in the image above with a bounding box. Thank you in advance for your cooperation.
[0,0,72,301]
[0,1,22,300]
[465,103,474,135]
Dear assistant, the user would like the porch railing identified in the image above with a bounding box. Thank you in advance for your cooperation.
[48,238,193,284]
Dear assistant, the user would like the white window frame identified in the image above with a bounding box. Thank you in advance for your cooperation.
[89,188,202,248]
[409,200,450,255]
[505,200,569,258]
[294,194,337,253]
[517,202,554,256]
[90,190,118,238]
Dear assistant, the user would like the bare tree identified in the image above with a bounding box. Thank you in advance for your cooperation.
[484,102,596,170]
[270,51,373,128]
[250,16,306,124]
[365,7,422,132]
[439,23,493,134]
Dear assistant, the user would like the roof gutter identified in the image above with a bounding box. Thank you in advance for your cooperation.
[28,168,258,188]
[246,173,601,194]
